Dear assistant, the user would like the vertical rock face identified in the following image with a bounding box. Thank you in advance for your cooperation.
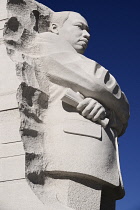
[17,82,48,186]
[0,0,19,100]
[0,1,45,210]
[1,1,53,209]
[3,0,52,195]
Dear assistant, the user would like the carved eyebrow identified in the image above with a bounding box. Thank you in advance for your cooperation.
[74,22,89,32]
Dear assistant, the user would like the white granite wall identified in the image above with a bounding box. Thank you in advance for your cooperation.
[0,1,45,209]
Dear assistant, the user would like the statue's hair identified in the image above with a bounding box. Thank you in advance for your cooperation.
[50,11,71,27]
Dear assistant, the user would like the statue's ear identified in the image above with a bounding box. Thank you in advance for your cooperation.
[49,23,59,34]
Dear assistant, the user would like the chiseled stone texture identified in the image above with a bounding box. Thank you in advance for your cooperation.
[0,1,29,210]
[67,181,101,210]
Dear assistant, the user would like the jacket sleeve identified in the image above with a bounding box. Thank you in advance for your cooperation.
[34,56,130,135]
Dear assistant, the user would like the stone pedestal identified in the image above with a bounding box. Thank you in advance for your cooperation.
[30,176,102,210]
[28,175,116,210]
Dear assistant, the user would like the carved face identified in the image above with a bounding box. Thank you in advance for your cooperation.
[57,12,90,54]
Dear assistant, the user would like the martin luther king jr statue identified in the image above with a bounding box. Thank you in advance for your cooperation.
[4,1,129,210]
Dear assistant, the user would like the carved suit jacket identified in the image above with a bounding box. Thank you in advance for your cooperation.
[17,33,129,199]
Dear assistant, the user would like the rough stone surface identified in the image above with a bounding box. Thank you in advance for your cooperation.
[1,0,130,209]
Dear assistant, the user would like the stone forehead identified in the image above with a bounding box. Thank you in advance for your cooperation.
[51,11,88,26]
[65,12,88,28]
[68,12,87,20]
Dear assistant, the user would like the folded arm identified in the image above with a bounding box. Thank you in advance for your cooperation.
[35,56,130,136]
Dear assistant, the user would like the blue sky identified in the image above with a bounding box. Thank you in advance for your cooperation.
[37,0,140,209]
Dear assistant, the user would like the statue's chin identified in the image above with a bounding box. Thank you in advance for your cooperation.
[75,48,85,54]
[74,44,87,54]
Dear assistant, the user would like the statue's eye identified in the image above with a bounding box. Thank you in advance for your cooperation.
[76,24,83,29]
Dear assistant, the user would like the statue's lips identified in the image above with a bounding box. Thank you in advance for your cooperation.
[79,39,88,44]
[78,40,88,48]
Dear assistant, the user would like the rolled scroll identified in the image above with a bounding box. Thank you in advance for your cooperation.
[61,88,109,128]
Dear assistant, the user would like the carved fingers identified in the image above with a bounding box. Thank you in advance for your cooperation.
[77,98,106,122]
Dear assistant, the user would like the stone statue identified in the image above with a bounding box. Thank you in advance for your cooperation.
[4,0,129,209]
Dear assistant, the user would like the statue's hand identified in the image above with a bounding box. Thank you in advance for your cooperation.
[77,98,107,122]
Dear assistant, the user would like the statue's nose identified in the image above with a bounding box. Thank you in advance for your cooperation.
[83,30,90,40]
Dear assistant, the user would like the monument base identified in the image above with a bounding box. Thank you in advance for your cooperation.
[28,175,116,210]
